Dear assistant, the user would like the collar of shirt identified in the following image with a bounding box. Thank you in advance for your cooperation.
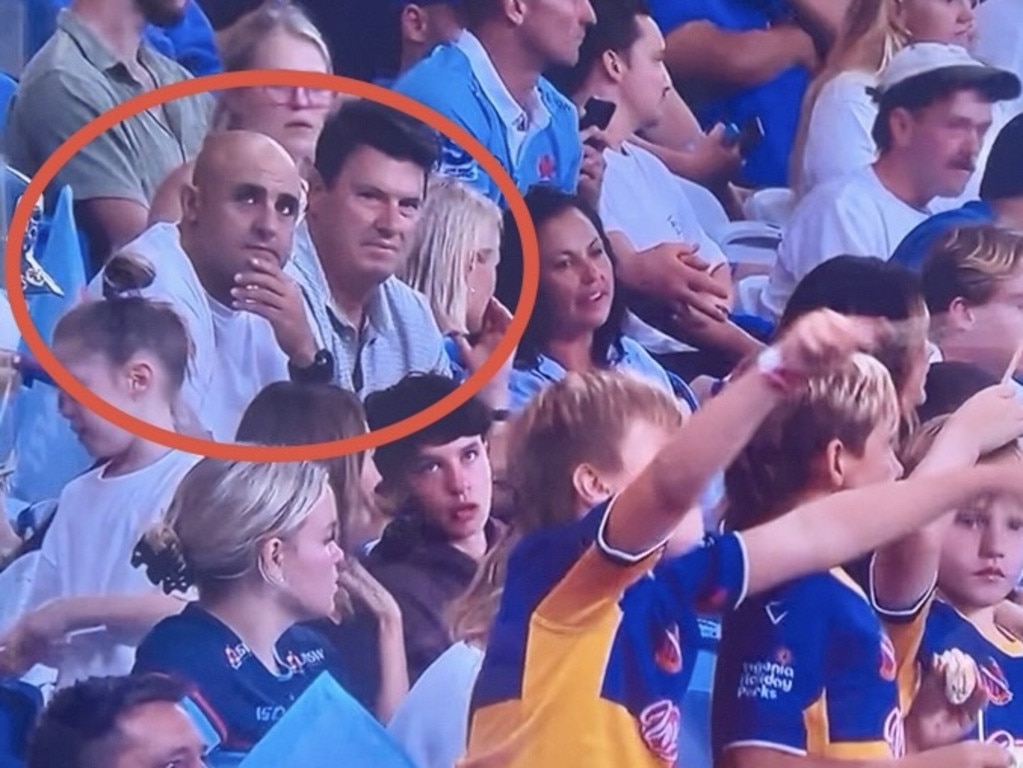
[454,30,552,138]
[57,9,159,85]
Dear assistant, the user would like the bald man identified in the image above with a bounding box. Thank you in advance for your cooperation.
[88,130,329,440]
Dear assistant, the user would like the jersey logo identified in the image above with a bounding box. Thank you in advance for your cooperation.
[440,142,479,182]
[655,624,683,674]
[765,601,788,625]
[884,707,906,758]
[537,153,556,181]
[980,658,1013,706]
[879,634,897,682]
[639,699,680,764]
[225,642,250,671]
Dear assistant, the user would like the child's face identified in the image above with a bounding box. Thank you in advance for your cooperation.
[405,435,493,544]
[961,270,1023,377]
[839,422,904,490]
[54,345,139,460]
[938,480,1023,612]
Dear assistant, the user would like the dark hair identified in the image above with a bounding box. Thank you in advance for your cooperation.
[779,256,926,411]
[461,0,500,29]
[546,0,649,97]
[314,98,440,188]
[365,373,492,487]
[980,114,1023,201]
[498,186,628,370]
[28,674,189,768]
[918,361,998,424]
[236,382,368,551]
[872,68,1004,153]
[52,252,190,394]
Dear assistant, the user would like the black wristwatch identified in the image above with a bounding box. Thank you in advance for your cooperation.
[289,349,335,385]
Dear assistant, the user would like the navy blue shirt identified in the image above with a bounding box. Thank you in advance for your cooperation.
[133,604,350,752]
[890,201,996,272]
[646,0,811,187]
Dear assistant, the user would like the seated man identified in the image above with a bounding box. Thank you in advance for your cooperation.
[764,43,1020,318]
[292,99,451,396]
[550,0,762,377]
[892,113,1023,270]
[923,225,1023,397]
[6,0,213,268]
[90,130,324,440]
[361,373,507,684]
[392,0,592,205]
[27,674,206,768]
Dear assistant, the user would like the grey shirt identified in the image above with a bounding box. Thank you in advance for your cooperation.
[5,10,211,205]
[289,222,451,397]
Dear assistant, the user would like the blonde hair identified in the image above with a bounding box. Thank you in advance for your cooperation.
[446,371,684,649]
[218,1,332,73]
[401,177,503,334]
[790,0,906,192]
[137,459,329,595]
[923,226,1023,313]
[726,353,901,530]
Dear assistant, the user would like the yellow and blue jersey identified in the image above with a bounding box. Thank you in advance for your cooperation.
[920,599,1023,748]
[462,500,748,767]
[712,567,928,762]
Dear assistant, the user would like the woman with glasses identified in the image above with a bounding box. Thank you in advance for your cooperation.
[149,1,336,223]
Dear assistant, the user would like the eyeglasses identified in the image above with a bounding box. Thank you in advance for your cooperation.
[259,85,335,107]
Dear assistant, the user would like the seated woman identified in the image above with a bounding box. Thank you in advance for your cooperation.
[501,186,697,413]
[132,459,352,753]
[149,0,335,223]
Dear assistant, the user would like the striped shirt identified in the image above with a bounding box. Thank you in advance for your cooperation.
[288,223,451,397]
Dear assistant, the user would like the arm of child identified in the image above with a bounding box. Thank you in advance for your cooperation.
[872,385,1023,612]
[742,464,1023,599]
[604,310,873,559]
[723,741,1012,768]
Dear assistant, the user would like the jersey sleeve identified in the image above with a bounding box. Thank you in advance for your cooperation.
[715,590,827,755]
[655,532,749,616]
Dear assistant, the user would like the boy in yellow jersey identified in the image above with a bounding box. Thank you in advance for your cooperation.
[460,310,1023,767]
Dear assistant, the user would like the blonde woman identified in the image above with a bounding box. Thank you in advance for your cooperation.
[149,1,336,223]
[792,0,978,197]
[401,176,506,375]
[132,459,351,753]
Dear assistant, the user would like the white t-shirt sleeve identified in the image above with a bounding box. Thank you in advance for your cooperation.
[801,73,879,193]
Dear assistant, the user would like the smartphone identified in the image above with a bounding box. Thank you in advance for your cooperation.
[580,97,616,132]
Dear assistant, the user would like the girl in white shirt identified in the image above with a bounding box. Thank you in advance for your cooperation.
[0,253,199,686]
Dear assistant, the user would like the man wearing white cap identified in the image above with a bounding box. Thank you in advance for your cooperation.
[763,43,1020,319]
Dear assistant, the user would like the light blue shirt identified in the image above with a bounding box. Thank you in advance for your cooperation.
[509,337,678,411]
[393,31,583,206]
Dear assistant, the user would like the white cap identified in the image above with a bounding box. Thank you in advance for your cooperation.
[876,42,1020,101]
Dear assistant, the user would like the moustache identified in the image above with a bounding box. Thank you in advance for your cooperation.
[949,157,977,173]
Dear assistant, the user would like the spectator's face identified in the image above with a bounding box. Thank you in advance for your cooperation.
[899,89,993,199]
[221,32,334,172]
[898,0,977,48]
[54,347,151,461]
[273,484,346,621]
[108,701,206,768]
[187,144,302,289]
[308,145,427,286]
[618,16,672,131]
[951,268,1023,376]
[833,422,903,490]
[537,207,614,340]
[519,0,597,68]
[405,435,493,544]
[465,223,502,333]
[135,0,187,27]
[938,472,1023,613]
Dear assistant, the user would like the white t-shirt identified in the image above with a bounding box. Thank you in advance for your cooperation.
[976,0,1023,118]
[28,449,199,686]
[764,166,930,318]
[387,641,484,768]
[599,141,728,355]
[799,70,879,196]
[91,223,291,440]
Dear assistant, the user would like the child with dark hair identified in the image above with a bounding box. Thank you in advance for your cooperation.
[920,362,999,424]
[362,373,507,684]
[0,253,199,687]
[28,674,205,768]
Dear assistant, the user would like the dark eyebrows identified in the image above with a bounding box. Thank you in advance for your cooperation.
[232,182,266,201]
